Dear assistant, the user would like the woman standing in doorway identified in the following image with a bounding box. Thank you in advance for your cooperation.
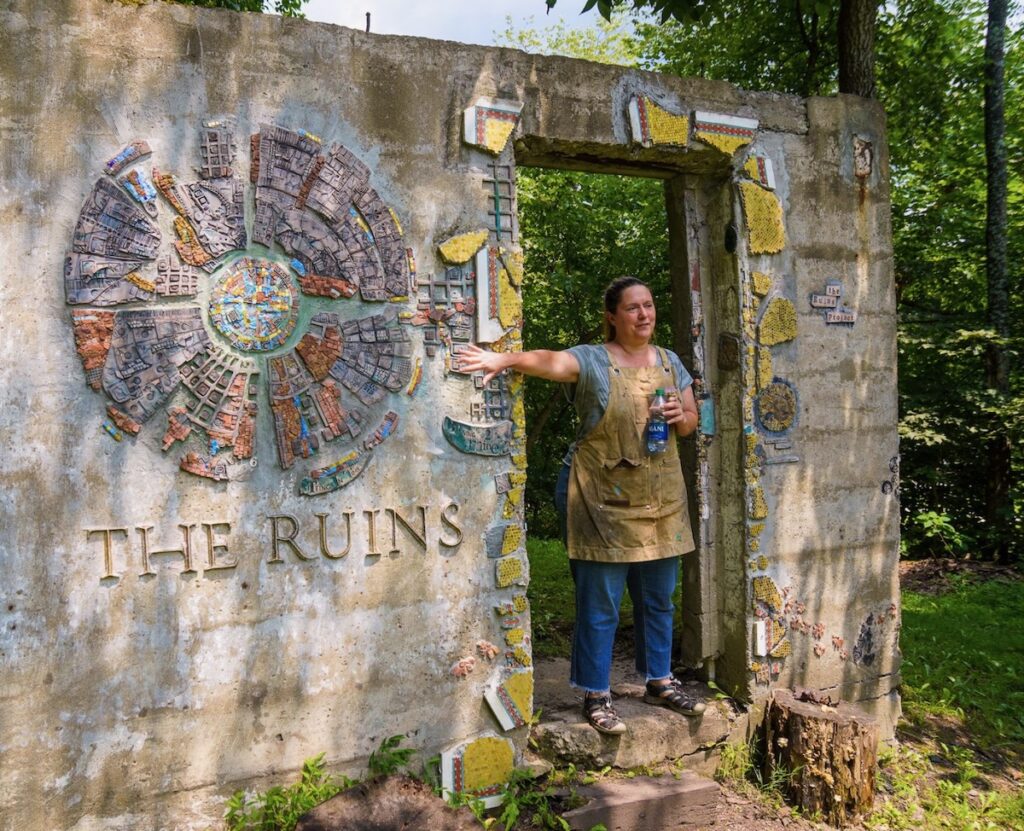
[459,276,705,735]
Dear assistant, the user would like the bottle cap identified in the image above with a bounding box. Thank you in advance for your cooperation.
[655,388,665,395]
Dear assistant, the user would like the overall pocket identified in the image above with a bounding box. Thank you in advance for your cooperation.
[653,453,686,509]
[598,457,651,507]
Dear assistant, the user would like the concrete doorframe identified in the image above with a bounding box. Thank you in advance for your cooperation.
[513,142,745,695]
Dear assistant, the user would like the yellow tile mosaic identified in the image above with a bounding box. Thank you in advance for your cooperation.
[738,181,786,254]
[438,230,488,264]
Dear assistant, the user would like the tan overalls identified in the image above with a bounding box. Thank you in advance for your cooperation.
[567,347,695,562]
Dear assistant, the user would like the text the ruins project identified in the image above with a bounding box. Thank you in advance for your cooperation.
[0,1,899,828]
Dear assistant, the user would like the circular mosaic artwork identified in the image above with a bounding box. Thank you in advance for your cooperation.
[209,257,298,352]
[66,121,418,491]
[755,380,797,433]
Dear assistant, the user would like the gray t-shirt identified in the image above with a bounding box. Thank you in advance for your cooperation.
[562,344,693,461]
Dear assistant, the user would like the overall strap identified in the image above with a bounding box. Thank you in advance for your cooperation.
[603,344,622,374]
[655,346,677,386]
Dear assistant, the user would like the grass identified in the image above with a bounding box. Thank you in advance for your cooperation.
[525,538,575,658]
[900,576,1024,752]
[525,537,682,659]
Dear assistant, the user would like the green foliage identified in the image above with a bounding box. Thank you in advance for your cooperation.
[512,2,1023,560]
[169,0,305,16]
[224,754,354,831]
[367,734,417,778]
[224,736,424,831]
[546,0,711,25]
[906,510,972,557]
[631,1,839,96]
[900,579,1024,748]
[867,743,1024,830]
[493,767,572,830]
[525,538,575,657]
[496,15,640,65]
[517,168,670,538]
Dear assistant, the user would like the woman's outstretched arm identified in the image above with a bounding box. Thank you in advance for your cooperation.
[457,343,580,385]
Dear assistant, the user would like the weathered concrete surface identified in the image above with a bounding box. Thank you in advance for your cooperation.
[532,658,745,775]
[0,1,899,829]
[562,773,719,831]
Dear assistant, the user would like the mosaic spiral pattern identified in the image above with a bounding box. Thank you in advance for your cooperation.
[67,121,415,491]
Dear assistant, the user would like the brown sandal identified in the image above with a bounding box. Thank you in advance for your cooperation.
[644,677,706,716]
[582,694,627,735]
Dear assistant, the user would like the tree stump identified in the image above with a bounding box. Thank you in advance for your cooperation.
[764,689,879,827]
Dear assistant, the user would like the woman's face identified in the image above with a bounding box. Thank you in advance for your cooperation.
[607,284,656,344]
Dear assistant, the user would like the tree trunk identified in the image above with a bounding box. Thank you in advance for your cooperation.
[837,0,878,97]
[983,0,1011,564]
[764,689,879,827]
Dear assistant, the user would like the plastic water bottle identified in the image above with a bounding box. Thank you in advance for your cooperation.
[646,388,669,454]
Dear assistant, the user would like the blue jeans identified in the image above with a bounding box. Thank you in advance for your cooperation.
[555,462,680,693]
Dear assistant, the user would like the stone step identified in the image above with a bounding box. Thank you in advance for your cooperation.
[531,657,748,774]
[561,772,719,831]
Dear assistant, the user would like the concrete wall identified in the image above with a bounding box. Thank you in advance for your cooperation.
[0,1,900,828]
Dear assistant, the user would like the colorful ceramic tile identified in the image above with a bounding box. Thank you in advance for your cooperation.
[105,140,151,175]
[628,95,690,147]
[443,416,513,456]
[742,154,776,190]
[755,380,797,434]
[757,297,797,345]
[463,98,523,155]
[440,735,515,808]
[439,230,489,264]
[209,257,299,352]
[738,181,785,254]
[694,111,758,155]
[299,450,370,496]
[495,555,525,588]
[484,671,534,731]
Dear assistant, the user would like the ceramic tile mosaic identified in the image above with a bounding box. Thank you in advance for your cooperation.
[484,671,534,731]
[440,735,515,808]
[209,257,299,352]
[495,555,525,588]
[463,98,523,155]
[100,309,211,423]
[483,161,518,243]
[738,181,786,254]
[154,165,247,269]
[757,297,797,346]
[755,380,797,434]
[628,95,690,147]
[67,123,419,490]
[104,140,151,175]
[178,346,258,462]
[439,230,489,265]
[751,270,773,298]
[299,450,371,496]
[749,485,769,520]
[694,111,758,155]
[742,155,776,190]
[199,123,237,179]
[443,416,513,456]
[119,169,158,217]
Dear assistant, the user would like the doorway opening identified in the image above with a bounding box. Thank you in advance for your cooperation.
[514,165,720,680]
